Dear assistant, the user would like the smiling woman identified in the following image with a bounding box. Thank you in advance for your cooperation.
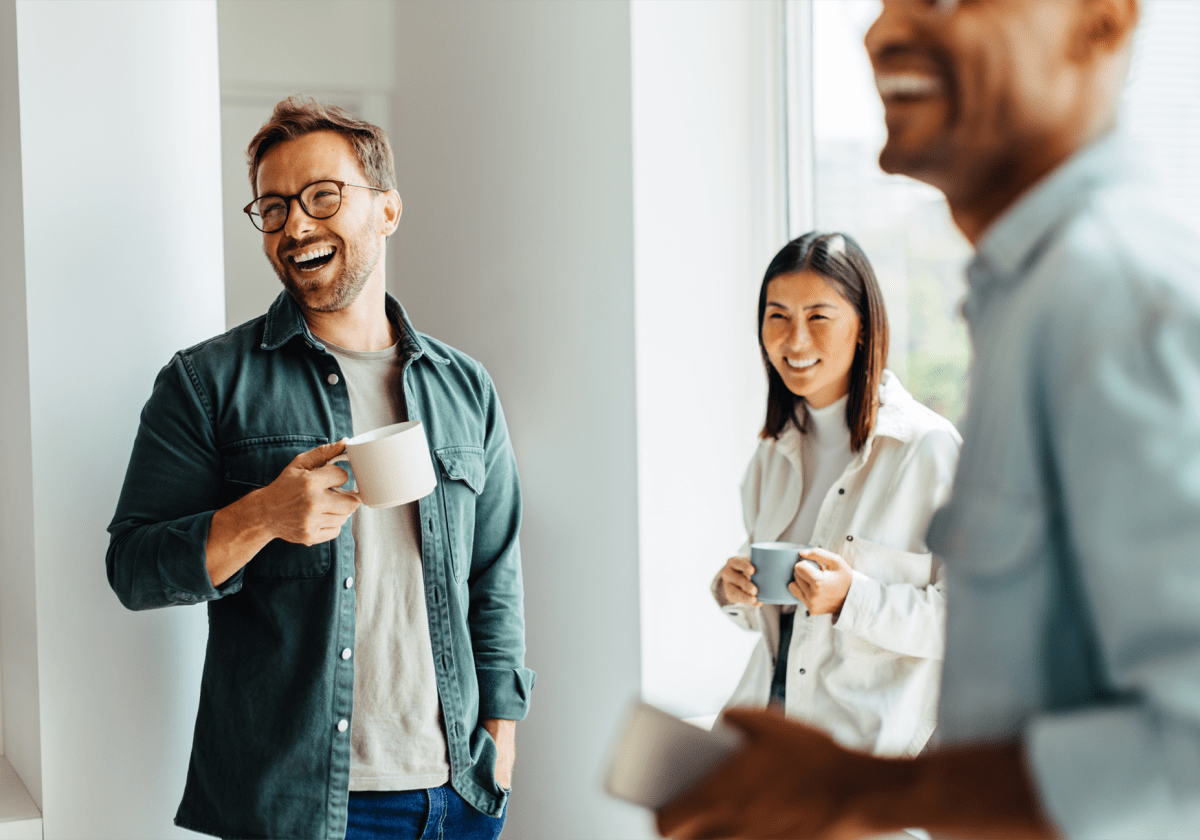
[712,230,961,758]
[757,232,886,450]
[761,271,863,412]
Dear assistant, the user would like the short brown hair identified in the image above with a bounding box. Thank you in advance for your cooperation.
[246,96,396,195]
[757,232,889,452]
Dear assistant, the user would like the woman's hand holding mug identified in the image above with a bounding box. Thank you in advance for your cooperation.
[720,556,761,607]
[788,547,852,617]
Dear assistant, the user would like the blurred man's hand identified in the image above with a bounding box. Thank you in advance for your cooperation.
[655,708,879,839]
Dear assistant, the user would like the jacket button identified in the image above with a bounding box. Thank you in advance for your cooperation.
[327,373,340,385]
[337,719,349,732]
[341,648,352,660]
[345,576,354,589]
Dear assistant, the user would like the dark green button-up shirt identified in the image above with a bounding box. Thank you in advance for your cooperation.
[107,291,534,840]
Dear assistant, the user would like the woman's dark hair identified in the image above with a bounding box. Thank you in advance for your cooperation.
[758,231,889,452]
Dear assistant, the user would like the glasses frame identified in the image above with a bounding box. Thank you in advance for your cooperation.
[243,179,388,233]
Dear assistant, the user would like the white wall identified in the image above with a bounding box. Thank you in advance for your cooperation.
[4,1,794,835]
[0,0,39,803]
[389,2,649,837]
[631,0,786,718]
[13,1,224,836]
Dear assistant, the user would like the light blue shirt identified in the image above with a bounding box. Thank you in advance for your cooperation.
[927,131,1200,839]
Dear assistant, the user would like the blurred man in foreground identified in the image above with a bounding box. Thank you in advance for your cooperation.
[660,1,1200,837]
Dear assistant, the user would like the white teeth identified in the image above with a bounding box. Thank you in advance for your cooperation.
[786,358,818,370]
[293,245,334,263]
[875,72,942,99]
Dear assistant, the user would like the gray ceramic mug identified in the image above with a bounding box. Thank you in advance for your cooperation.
[749,542,813,604]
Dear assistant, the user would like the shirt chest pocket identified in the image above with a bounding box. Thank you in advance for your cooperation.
[434,446,485,584]
[220,435,334,579]
[843,537,933,586]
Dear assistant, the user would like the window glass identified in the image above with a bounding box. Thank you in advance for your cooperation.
[812,0,970,424]
[1124,0,1200,225]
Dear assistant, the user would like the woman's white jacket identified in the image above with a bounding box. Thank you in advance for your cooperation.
[715,372,961,756]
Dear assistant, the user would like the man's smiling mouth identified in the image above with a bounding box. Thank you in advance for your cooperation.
[875,71,943,102]
[289,245,337,272]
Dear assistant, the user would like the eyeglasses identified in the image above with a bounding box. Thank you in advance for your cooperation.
[243,179,387,233]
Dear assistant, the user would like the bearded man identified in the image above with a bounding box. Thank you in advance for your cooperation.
[108,97,532,840]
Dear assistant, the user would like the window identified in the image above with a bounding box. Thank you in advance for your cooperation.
[1124,0,1200,225]
[812,0,970,423]
[638,0,1200,723]
[809,0,1200,425]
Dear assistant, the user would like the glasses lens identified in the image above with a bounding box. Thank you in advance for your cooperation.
[250,196,289,232]
[302,181,343,219]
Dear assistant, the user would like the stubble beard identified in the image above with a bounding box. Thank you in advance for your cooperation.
[269,227,382,314]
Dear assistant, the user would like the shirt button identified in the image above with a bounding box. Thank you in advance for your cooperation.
[846,535,854,542]
[341,648,352,660]
[344,576,354,589]
[327,373,339,385]
[798,668,806,675]
[838,488,845,495]
[337,719,349,732]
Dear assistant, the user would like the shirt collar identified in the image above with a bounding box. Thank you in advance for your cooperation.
[260,290,449,364]
[967,130,1140,300]
[872,370,913,444]
[776,369,913,466]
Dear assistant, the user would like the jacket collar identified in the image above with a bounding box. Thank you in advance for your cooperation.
[260,290,449,364]
[775,370,914,471]
[871,370,914,444]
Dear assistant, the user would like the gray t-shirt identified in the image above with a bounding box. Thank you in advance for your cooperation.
[326,339,450,792]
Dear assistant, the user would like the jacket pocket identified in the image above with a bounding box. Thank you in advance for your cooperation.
[843,537,932,586]
[835,627,897,663]
[926,485,1046,578]
[220,435,333,579]
[435,446,485,584]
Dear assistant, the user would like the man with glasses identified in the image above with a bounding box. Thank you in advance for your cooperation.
[659,0,1200,837]
[107,96,533,840]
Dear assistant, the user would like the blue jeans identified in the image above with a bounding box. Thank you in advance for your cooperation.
[345,785,506,840]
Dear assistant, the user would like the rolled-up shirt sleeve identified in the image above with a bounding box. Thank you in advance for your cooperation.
[1026,276,1200,838]
[106,353,241,611]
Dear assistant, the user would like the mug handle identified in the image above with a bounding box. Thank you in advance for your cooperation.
[328,455,363,503]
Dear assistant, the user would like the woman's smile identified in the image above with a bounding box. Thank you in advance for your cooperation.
[784,357,819,371]
[762,270,861,409]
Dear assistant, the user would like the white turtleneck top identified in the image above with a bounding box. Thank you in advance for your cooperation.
[779,394,854,548]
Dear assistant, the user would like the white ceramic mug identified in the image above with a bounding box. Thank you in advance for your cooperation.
[331,420,437,509]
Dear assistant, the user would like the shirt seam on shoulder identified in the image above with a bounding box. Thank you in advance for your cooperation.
[177,352,218,433]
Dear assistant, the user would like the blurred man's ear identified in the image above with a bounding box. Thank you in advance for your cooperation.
[1078,0,1139,57]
